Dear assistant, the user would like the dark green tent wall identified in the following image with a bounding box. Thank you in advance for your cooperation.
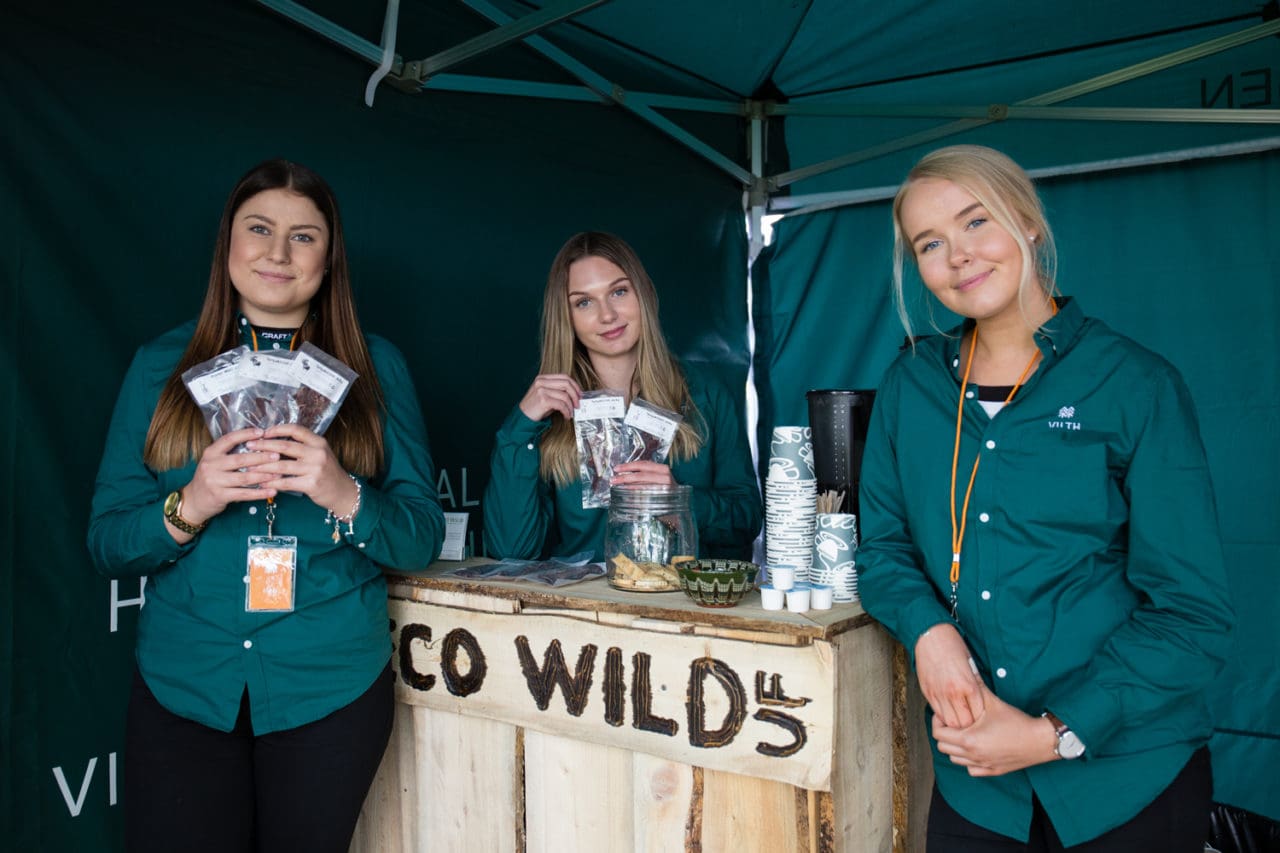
[3,0,1278,849]
[1,5,747,850]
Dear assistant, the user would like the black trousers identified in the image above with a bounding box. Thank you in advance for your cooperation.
[124,664,394,853]
[927,747,1213,852]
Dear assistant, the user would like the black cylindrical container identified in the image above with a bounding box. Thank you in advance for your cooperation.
[805,389,876,521]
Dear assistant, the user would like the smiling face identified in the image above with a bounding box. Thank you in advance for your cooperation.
[567,254,642,367]
[897,177,1034,327]
[227,188,330,327]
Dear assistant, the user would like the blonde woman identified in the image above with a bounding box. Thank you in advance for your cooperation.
[856,146,1234,851]
[483,231,761,561]
[88,159,444,853]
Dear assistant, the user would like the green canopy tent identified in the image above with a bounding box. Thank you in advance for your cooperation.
[3,1,1276,848]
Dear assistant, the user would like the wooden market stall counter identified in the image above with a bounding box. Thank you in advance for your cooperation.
[349,560,932,853]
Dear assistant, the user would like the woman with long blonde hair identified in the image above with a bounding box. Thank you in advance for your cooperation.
[88,159,444,853]
[856,145,1234,851]
[483,231,760,561]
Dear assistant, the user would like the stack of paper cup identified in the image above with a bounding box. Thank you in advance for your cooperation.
[812,512,859,602]
[765,426,817,582]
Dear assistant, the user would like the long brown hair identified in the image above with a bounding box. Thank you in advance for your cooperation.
[144,159,386,477]
[537,231,702,485]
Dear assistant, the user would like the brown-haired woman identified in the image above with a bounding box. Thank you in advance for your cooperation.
[483,231,761,561]
[87,159,444,853]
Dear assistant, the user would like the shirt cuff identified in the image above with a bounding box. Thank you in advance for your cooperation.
[497,406,550,446]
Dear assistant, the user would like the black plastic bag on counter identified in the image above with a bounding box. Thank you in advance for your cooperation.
[1208,803,1280,853]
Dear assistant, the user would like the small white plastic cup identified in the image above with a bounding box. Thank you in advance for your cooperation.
[809,583,834,610]
[786,584,811,613]
[769,566,796,591]
[759,584,784,611]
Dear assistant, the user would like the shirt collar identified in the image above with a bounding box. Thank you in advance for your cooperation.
[236,313,298,351]
[941,295,1084,368]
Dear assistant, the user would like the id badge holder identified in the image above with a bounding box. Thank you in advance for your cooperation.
[246,535,298,612]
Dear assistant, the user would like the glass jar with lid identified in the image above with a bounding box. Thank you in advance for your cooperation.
[605,484,697,592]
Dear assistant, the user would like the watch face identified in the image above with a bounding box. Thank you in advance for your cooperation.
[1057,730,1086,759]
[163,491,181,516]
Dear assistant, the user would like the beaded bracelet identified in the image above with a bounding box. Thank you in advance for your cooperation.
[326,474,363,543]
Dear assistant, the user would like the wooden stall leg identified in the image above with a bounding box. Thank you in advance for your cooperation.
[891,643,933,853]
[830,626,895,853]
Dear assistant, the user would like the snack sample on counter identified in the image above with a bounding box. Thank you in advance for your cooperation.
[608,552,693,591]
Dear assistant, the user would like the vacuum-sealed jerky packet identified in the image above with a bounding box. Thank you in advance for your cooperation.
[182,346,258,441]
[622,398,683,464]
[573,389,628,509]
[240,349,302,429]
[291,342,358,436]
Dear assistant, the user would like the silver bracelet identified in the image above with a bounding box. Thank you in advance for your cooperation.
[325,474,362,542]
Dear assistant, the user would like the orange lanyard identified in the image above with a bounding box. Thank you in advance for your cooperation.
[947,317,1051,621]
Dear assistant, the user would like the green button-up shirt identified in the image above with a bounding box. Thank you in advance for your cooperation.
[88,320,444,734]
[856,297,1234,846]
[482,362,762,561]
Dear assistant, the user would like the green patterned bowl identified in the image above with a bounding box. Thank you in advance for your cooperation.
[676,559,760,608]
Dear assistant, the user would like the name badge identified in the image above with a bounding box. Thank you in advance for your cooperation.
[246,535,297,612]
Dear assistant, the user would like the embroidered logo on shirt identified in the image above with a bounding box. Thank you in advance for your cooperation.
[1048,405,1081,430]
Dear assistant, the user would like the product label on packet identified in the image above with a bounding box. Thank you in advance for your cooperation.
[294,355,350,402]
[625,404,679,442]
[574,395,626,420]
[186,362,252,405]
[242,351,300,387]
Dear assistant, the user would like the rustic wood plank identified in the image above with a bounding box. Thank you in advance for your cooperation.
[701,768,805,852]
[407,707,520,852]
[391,599,836,790]
[814,790,836,853]
[892,644,933,853]
[830,623,896,853]
[631,753,695,852]
[387,563,873,641]
[524,730,632,853]
[693,624,808,645]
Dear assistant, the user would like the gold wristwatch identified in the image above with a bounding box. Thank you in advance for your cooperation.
[163,490,206,535]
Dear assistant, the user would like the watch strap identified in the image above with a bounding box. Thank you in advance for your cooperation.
[165,491,206,535]
[1042,710,1085,759]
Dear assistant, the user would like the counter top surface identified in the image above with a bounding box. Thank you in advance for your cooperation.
[387,559,873,642]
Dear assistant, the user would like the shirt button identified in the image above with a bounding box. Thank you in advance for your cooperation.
[526,442,535,450]
[240,317,248,326]
[243,575,250,584]
[979,512,990,523]
[243,640,253,649]
[981,590,991,600]
[995,667,1007,678]
[357,542,366,549]
[985,440,996,449]
[965,390,975,399]
[248,506,258,515]
[952,357,959,367]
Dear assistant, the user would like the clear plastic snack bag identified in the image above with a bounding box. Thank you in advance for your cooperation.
[622,398,683,464]
[573,390,628,509]
[182,343,357,446]
[182,346,257,440]
[291,342,358,436]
